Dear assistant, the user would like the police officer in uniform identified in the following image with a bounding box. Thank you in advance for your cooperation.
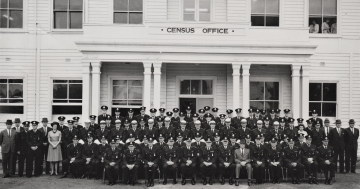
[89,115,100,130]
[112,108,123,125]
[200,138,217,185]
[97,136,109,179]
[212,107,221,124]
[17,121,30,177]
[81,133,98,179]
[267,138,282,184]
[61,135,84,178]
[162,137,179,185]
[142,138,159,187]
[122,142,141,185]
[251,135,266,184]
[180,138,196,185]
[309,110,323,128]
[232,108,244,129]
[318,137,335,185]
[283,138,304,184]
[302,135,319,184]
[218,137,234,185]
[105,139,122,185]
[26,121,44,177]
[98,105,110,124]
[311,121,325,147]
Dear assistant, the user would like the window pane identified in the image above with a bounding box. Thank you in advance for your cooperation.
[128,80,142,86]
[112,100,127,105]
[53,84,67,99]
[250,82,264,100]
[52,105,82,114]
[202,80,212,94]
[0,106,23,114]
[309,83,321,101]
[113,80,127,85]
[324,0,336,15]
[128,87,142,99]
[251,15,264,26]
[114,0,128,11]
[309,0,321,15]
[0,79,7,83]
[265,82,279,100]
[180,80,190,94]
[252,0,265,14]
[9,0,22,8]
[0,9,8,28]
[266,0,279,13]
[190,80,201,94]
[309,17,322,33]
[0,0,8,8]
[265,15,279,26]
[323,83,336,101]
[322,103,336,117]
[184,0,195,21]
[9,10,22,28]
[54,11,67,29]
[199,13,210,21]
[264,101,279,112]
[250,101,264,110]
[8,84,22,98]
[114,12,128,24]
[199,0,210,21]
[53,100,68,103]
[8,79,23,83]
[0,84,7,98]
[309,102,322,116]
[70,0,83,10]
[9,99,23,103]
[129,0,142,11]
[54,0,68,10]
[69,80,82,83]
[70,12,82,28]
[53,80,68,83]
[128,100,142,106]
[113,85,127,99]
[129,12,142,24]
[69,84,82,99]
[184,14,195,21]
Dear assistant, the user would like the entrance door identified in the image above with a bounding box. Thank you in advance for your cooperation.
[179,98,196,114]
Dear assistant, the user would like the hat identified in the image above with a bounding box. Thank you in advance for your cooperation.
[284,109,290,113]
[248,109,253,113]
[255,109,260,114]
[124,119,130,125]
[289,118,295,123]
[67,120,74,124]
[226,109,233,114]
[192,113,199,118]
[349,119,355,124]
[139,118,145,123]
[270,138,277,143]
[256,120,263,124]
[101,135,106,141]
[166,112,173,116]
[73,135,79,140]
[14,118,21,123]
[223,137,228,142]
[128,108,134,113]
[306,119,312,124]
[100,120,106,124]
[101,105,108,110]
[143,135,148,141]
[204,106,211,111]
[239,139,246,144]
[115,119,121,123]
[58,116,66,121]
[273,121,279,125]
[212,107,219,112]
[214,132,220,138]
[275,109,281,113]
[270,109,275,114]
[235,108,242,113]
[194,132,201,138]
[177,133,183,138]
[225,118,231,123]
[219,114,226,119]
[73,117,80,121]
[245,135,251,139]
[157,117,164,122]
[288,138,294,143]
[150,108,157,113]
[148,138,154,143]
[84,119,91,123]
[87,133,94,139]
[324,118,330,123]
[148,119,154,123]
[115,108,121,112]
[198,109,205,114]
[186,106,191,111]
[322,137,329,141]
[297,118,304,123]
[51,122,59,127]
[22,121,30,126]
[311,110,318,114]
[306,135,312,140]
[335,119,342,124]
[180,120,187,124]
[194,120,201,124]
[164,117,171,122]
[110,139,116,144]
[255,135,261,140]
[159,134,164,139]
[280,118,285,123]
[128,142,134,147]
[299,134,305,138]
[186,138,192,142]
[168,137,174,142]
[179,112,185,117]
[159,108,166,113]
[173,108,179,113]
[204,113,212,118]
[209,120,216,125]
[105,115,112,120]
[89,115,96,120]
[6,119,13,125]
[261,109,266,114]
[131,120,138,124]
[140,106,146,111]
[230,133,236,139]
[263,117,270,121]
[129,133,134,138]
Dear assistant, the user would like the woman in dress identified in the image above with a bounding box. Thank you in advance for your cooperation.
[47,122,62,175]
[297,124,308,138]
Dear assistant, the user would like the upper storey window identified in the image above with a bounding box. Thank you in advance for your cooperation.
[114,0,143,24]
[0,0,23,28]
[183,0,211,21]
[251,0,279,26]
[53,0,83,29]
[309,0,337,34]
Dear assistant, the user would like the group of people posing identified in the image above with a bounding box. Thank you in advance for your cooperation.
[0,105,358,187]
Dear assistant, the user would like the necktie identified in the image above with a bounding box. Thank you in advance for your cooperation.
[102,129,104,133]
[212,129,214,132]
[337,128,340,134]
[44,127,47,133]
[326,127,328,135]
[70,129,72,132]
[170,147,172,150]
[290,147,293,150]
[112,148,115,151]
[352,128,354,134]
[273,148,275,150]
[275,130,278,133]
[257,145,260,148]
[324,146,327,149]
[131,151,133,154]
[8,129,11,137]
[241,149,243,156]
[207,147,210,150]
[150,147,152,150]
[188,147,190,150]
[188,114,190,117]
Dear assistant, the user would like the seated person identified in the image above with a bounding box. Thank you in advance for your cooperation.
[234,139,251,186]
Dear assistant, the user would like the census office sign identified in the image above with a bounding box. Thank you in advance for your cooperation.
[149,26,246,36]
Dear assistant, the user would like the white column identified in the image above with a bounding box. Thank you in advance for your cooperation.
[143,62,152,114]
[301,65,310,119]
[153,62,162,111]
[82,61,91,119]
[242,64,251,118]
[292,65,301,122]
[91,62,102,117]
[232,63,241,110]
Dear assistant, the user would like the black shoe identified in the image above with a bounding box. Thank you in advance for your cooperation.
[202,178,207,185]
[276,179,280,184]
[172,179,177,184]
[81,174,86,179]
[61,174,67,178]
[229,178,233,185]
[107,182,111,185]
[2,174,9,178]
[272,179,276,184]
[163,180,167,185]
[220,177,224,185]
[351,171,356,173]
[313,178,318,185]
[328,177,333,185]
[248,179,252,186]
[292,179,295,184]
[132,181,135,186]
[150,179,154,187]
[181,179,186,185]
[296,179,300,184]
[110,182,114,186]
[235,180,239,186]
[325,178,329,185]
[308,178,312,184]
[147,179,151,187]
[191,178,195,185]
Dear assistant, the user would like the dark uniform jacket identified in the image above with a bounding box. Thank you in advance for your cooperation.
[231,116,245,129]
[104,148,122,165]
[309,117,323,128]
[62,128,79,146]
[123,149,141,165]
[301,144,318,162]
[283,146,302,164]
[110,127,125,142]
[78,127,94,141]
[171,117,181,130]
[176,129,190,139]
[144,127,159,139]
[58,124,68,133]
[267,146,283,163]
[17,130,29,154]
[220,126,235,140]
[191,141,206,158]
[26,130,43,148]
[317,145,334,163]
[204,129,219,141]
[98,113,111,124]
[310,129,325,147]
[345,127,359,150]
[89,123,100,131]
[284,127,298,141]
[250,144,267,163]
[199,146,217,164]
[95,129,111,142]
[252,128,269,141]
[67,143,83,159]
[180,146,197,163]
[142,146,160,164]
[190,128,205,139]
[111,115,124,125]
[159,126,175,140]
[82,142,98,159]
[162,145,180,163]
[218,145,234,164]
[237,127,252,140]
[98,143,109,159]
[328,127,346,151]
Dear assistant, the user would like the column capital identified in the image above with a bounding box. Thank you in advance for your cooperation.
[81,62,91,74]
[232,63,241,70]
[301,65,310,77]
[143,61,153,68]
[91,62,102,68]
[241,64,251,70]
[153,62,162,68]
[291,64,301,77]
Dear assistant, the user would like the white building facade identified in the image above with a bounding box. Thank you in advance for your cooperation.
[0,0,359,152]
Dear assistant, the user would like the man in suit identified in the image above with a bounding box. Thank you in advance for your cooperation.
[26,121,44,177]
[234,139,251,186]
[17,121,30,177]
[322,118,333,138]
[328,119,345,173]
[0,119,18,178]
[345,119,359,173]
[11,118,23,175]
[318,137,335,185]
[39,117,52,175]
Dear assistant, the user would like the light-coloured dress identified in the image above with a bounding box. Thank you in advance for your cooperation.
[47,130,62,162]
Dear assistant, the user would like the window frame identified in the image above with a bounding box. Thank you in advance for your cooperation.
[0,74,27,119]
[50,0,85,32]
[109,76,144,109]
[249,80,281,112]
[309,81,338,119]
[112,0,144,25]
[307,0,341,37]
[0,0,27,32]
[250,0,280,27]
[181,0,213,22]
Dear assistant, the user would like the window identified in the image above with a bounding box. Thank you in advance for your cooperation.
[114,0,143,24]
[52,80,82,114]
[180,79,213,95]
[53,0,83,29]
[0,0,23,28]
[250,81,279,111]
[309,0,337,34]
[0,79,23,114]
[251,0,279,26]
[183,0,211,21]
[309,83,336,117]
[112,80,143,106]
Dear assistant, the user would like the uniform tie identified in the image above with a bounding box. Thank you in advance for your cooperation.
[8,129,11,137]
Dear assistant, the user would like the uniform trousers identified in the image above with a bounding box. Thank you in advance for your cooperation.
[303,161,318,177]
[252,162,265,182]
[200,163,216,178]
[62,159,85,176]
[84,159,99,176]
[268,163,281,180]
[180,162,196,179]
[122,164,139,182]
[219,163,235,178]
[333,148,345,172]
[320,162,335,179]
[144,163,159,179]
[345,148,357,172]
[105,164,119,183]
[18,151,27,176]
[163,163,178,180]
[286,163,304,180]
[26,148,43,177]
